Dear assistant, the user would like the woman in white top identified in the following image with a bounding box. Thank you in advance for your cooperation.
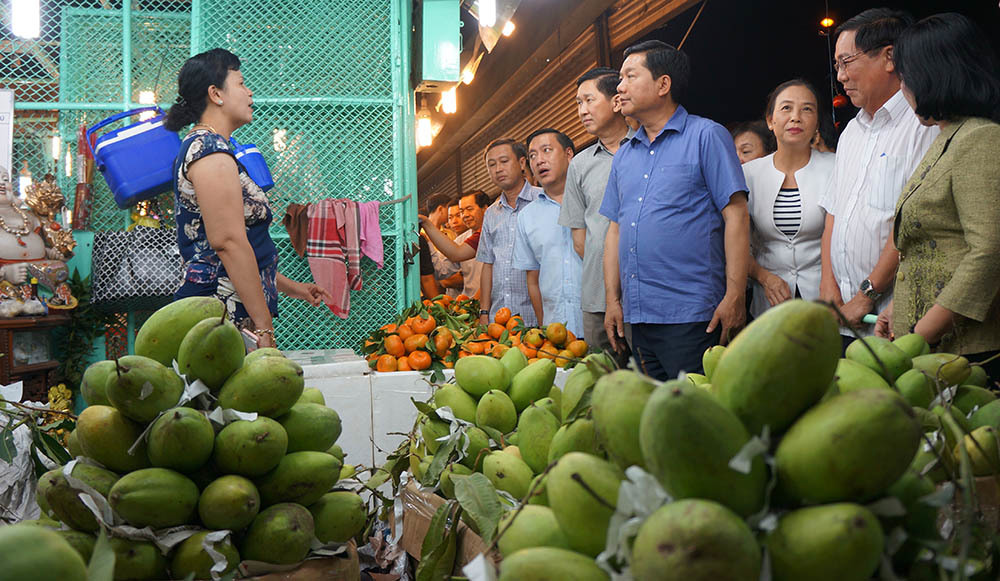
[743,79,835,318]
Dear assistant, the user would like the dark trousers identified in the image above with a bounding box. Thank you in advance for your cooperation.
[626,321,721,381]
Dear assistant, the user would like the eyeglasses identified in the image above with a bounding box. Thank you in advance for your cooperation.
[833,50,866,73]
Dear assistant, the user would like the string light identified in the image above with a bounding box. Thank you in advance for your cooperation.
[478,0,496,27]
[416,96,433,148]
[502,21,515,37]
[11,0,40,39]
[440,87,457,114]
[138,90,156,121]
[820,17,835,28]
[50,135,61,161]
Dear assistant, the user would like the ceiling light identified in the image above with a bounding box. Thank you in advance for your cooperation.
[417,96,433,147]
[11,0,40,39]
[440,87,457,114]
[479,0,496,27]
[502,20,515,37]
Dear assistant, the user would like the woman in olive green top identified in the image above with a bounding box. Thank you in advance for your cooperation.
[875,13,1000,378]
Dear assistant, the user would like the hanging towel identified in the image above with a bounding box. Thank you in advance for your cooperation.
[307,199,362,318]
[282,203,309,258]
[358,200,384,267]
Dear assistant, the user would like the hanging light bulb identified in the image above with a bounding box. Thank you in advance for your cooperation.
[11,0,41,39]
[65,150,73,178]
[502,21,516,37]
[478,0,496,27]
[440,87,457,114]
[50,135,61,161]
[138,90,157,120]
[461,68,475,85]
[416,96,433,148]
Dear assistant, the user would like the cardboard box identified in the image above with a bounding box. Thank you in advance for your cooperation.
[394,480,500,572]
[242,540,360,580]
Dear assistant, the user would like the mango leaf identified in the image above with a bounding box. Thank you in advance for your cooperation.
[411,398,439,419]
[453,473,503,545]
[499,329,509,344]
[0,426,16,463]
[33,429,72,466]
[479,425,505,446]
[563,386,595,424]
[87,529,116,581]
[422,436,459,487]
[416,501,459,581]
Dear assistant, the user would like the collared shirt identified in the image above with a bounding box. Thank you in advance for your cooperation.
[818,90,939,334]
[455,228,484,299]
[599,105,747,324]
[514,192,584,338]
[558,128,635,313]
[476,180,541,325]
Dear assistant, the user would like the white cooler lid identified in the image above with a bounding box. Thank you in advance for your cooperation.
[282,349,370,379]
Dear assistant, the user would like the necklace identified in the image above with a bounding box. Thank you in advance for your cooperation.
[189,123,219,136]
[0,203,33,246]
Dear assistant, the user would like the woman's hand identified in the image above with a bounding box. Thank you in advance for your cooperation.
[874,300,894,339]
[761,272,793,307]
[819,275,845,308]
[256,331,276,349]
[284,280,332,307]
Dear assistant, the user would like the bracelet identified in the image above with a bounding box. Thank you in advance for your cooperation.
[255,328,275,338]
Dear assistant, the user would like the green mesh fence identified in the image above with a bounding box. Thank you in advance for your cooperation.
[3,0,417,353]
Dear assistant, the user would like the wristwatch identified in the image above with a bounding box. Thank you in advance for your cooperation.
[479,309,490,316]
[859,279,882,301]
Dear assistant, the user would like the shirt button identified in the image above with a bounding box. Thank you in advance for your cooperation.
[643,174,649,179]
[898,271,905,282]
[631,222,636,227]
[631,247,635,253]
[638,197,643,201]
[649,150,655,155]
[631,274,636,278]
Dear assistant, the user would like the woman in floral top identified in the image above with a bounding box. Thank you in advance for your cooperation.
[164,49,329,348]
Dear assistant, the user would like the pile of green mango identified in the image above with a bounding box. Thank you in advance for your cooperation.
[409,299,997,581]
[32,297,368,580]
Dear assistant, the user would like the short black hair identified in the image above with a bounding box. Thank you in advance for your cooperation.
[425,193,451,214]
[484,138,528,160]
[576,67,620,99]
[165,48,241,132]
[525,128,575,153]
[836,8,914,53]
[623,40,690,104]
[461,189,490,209]
[895,13,1000,123]
[730,120,776,155]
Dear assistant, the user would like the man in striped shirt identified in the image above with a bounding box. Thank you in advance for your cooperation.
[818,8,938,349]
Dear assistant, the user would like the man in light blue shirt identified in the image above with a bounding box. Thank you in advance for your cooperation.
[476,139,542,326]
[514,129,583,338]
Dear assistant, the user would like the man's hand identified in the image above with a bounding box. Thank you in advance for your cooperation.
[706,293,746,345]
[761,272,793,307]
[874,300,894,339]
[604,300,626,352]
[479,313,490,326]
[838,293,874,328]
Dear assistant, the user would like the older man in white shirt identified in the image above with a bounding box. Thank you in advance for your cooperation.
[819,8,938,350]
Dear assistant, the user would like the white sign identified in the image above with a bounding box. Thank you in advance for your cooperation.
[0,89,13,183]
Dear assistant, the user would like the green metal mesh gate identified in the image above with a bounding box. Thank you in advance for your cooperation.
[3,0,419,353]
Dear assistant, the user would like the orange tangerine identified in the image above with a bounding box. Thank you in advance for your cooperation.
[554,349,575,368]
[487,323,506,340]
[492,344,510,358]
[506,316,524,331]
[397,356,412,371]
[404,334,429,353]
[396,324,414,341]
[384,335,406,358]
[494,307,512,326]
[545,322,568,347]
[376,354,397,372]
[567,339,588,358]
[412,315,437,334]
[409,351,432,370]
[524,328,544,348]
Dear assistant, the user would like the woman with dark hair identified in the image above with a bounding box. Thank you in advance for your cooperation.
[875,13,1000,377]
[165,48,329,348]
[742,79,835,318]
[731,120,776,165]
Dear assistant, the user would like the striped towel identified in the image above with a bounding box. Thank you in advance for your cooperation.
[307,199,362,318]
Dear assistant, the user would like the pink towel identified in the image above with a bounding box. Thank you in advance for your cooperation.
[358,200,384,267]
[307,199,362,318]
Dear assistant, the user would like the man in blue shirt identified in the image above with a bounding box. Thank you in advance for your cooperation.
[599,40,750,380]
[514,129,583,338]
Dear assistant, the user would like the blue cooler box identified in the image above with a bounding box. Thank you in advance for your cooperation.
[231,138,274,192]
[87,107,181,209]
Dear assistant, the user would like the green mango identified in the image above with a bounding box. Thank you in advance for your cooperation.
[560,354,614,419]
[66,429,83,458]
[0,525,87,581]
[244,347,284,365]
[414,454,432,481]
[458,426,491,471]
[534,397,560,422]
[176,315,245,390]
[75,405,149,472]
[105,355,185,423]
[55,530,96,563]
[455,355,509,397]
[134,296,225,367]
[714,300,841,434]
[213,417,288,477]
[909,432,955,483]
[500,347,529,383]
[776,390,921,503]
[592,370,656,470]
[547,452,622,557]
[497,505,570,557]
[147,407,215,473]
[685,372,709,386]
[970,400,1000,430]
[966,365,989,388]
[483,450,533,499]
[953,385,997,415]
[42,463,120,532]
[885,469,939,542]
[912,353,972,386]
[218,356,305,417]
[509,359,557,412]
[241,503,315,565]
[171,532,240,580]
[498,547,609,581]
[955,426,1000,476]
[846,336,912,382]
[913,407,942,432]
[893,333,931,359]
[309,491,367,543]
[296,387,326,405]
[517,404,560,473]
[198,474,261,531]
[547,418,597,463]
[527,472,548,506]
[767,503,883,581]
[639,380,766,517]
[108,468,199,528]
[702,345,726,380]
[419,415,451,454]
[932,404,971,439]
[255,451,342,506]
[35,469,57,517]
[80,360,114,406]
[433,384,478,423]
[277,403,342,452]
[109,537,167,580]
[439,463,473,498]
[325,443,345,464]
[476,389,517,433]
[547,384,562,410]
[834,358,891,393]
[631,499,759,581]
[895,369,936,409]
